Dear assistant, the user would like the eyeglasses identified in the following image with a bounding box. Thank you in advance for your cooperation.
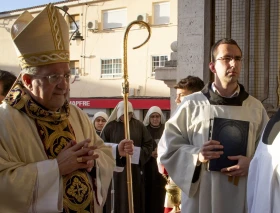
[32,73,71,84]
[216,56,242,63]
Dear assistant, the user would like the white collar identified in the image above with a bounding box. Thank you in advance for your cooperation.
[211,83,240,98]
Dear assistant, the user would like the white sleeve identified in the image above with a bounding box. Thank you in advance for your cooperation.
[104,142,124,172]
[160,106,201,197]
[247,142,273,213]
[28,159,62,213]
[157,137,166,174]
[104,143,117,159]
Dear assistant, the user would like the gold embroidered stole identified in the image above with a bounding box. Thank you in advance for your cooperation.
[6,83,94,213]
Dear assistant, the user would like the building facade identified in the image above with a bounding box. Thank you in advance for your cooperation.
[157,0,280,116]
[0,0,178,120]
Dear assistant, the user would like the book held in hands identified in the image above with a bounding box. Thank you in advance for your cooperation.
[208,117,249,171]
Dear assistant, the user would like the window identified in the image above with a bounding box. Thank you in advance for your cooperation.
[153,2,170,25]
[69,14,80,32]
[152,55,168,76]
[103,8,127,29]
[101,58,122,78]
[70,60,79,75]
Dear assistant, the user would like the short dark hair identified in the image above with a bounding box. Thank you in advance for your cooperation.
[210,38,242,62]
[0,70,17,96]
[174,75,204,93]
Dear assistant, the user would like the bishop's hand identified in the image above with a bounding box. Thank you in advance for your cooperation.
[118,139,134,156]
[57,139,99,176]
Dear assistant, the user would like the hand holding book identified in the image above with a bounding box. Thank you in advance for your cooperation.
[198,140,224,163]
[208,118,250,171]
[220,155,251,176]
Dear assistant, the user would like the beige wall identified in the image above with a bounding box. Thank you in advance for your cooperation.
[0,0,177,98]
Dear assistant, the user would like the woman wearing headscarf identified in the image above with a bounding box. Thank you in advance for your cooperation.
[101,101,153,213]
[92,112,108,136]
[143,106,167,213]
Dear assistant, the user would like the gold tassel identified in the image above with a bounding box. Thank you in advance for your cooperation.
[228,176,239,186]
[228,176,233,182]
[233,177,239,186]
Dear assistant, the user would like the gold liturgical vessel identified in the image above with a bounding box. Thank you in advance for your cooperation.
[165,177,181,213]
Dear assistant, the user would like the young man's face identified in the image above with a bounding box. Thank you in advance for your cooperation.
[210,44,242,87]
[175,88,192,105]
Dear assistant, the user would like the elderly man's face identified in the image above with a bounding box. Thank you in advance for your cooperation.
[25,63,70,111]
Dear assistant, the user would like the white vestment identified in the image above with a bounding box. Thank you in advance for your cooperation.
[247,109,280,213]
[160,88,268,213]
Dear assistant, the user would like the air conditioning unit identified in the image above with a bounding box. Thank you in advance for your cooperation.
[136,13,149,23]
[87,20,98,30]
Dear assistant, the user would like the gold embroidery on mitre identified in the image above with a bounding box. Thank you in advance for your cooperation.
[47,4,65,51]
[11,3,70,69]
[19,50,69,68]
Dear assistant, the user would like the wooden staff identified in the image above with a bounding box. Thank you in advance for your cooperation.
[122,20,151,213]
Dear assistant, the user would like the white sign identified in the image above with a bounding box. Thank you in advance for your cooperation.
[70,100,90,107]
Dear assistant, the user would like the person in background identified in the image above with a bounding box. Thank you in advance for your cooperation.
[174,75,205,105]
[91,111,133,213]
[92,111,109,136]
[101,101,153,213]
[143,106,167,213]
[160,38,268,213]
[0,4,132,213]
[158,75,204,213]
[0,70,16,103]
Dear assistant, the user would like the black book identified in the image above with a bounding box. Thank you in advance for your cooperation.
[208,117,249,171]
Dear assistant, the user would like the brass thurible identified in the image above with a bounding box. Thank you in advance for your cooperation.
[165,177,181,213]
